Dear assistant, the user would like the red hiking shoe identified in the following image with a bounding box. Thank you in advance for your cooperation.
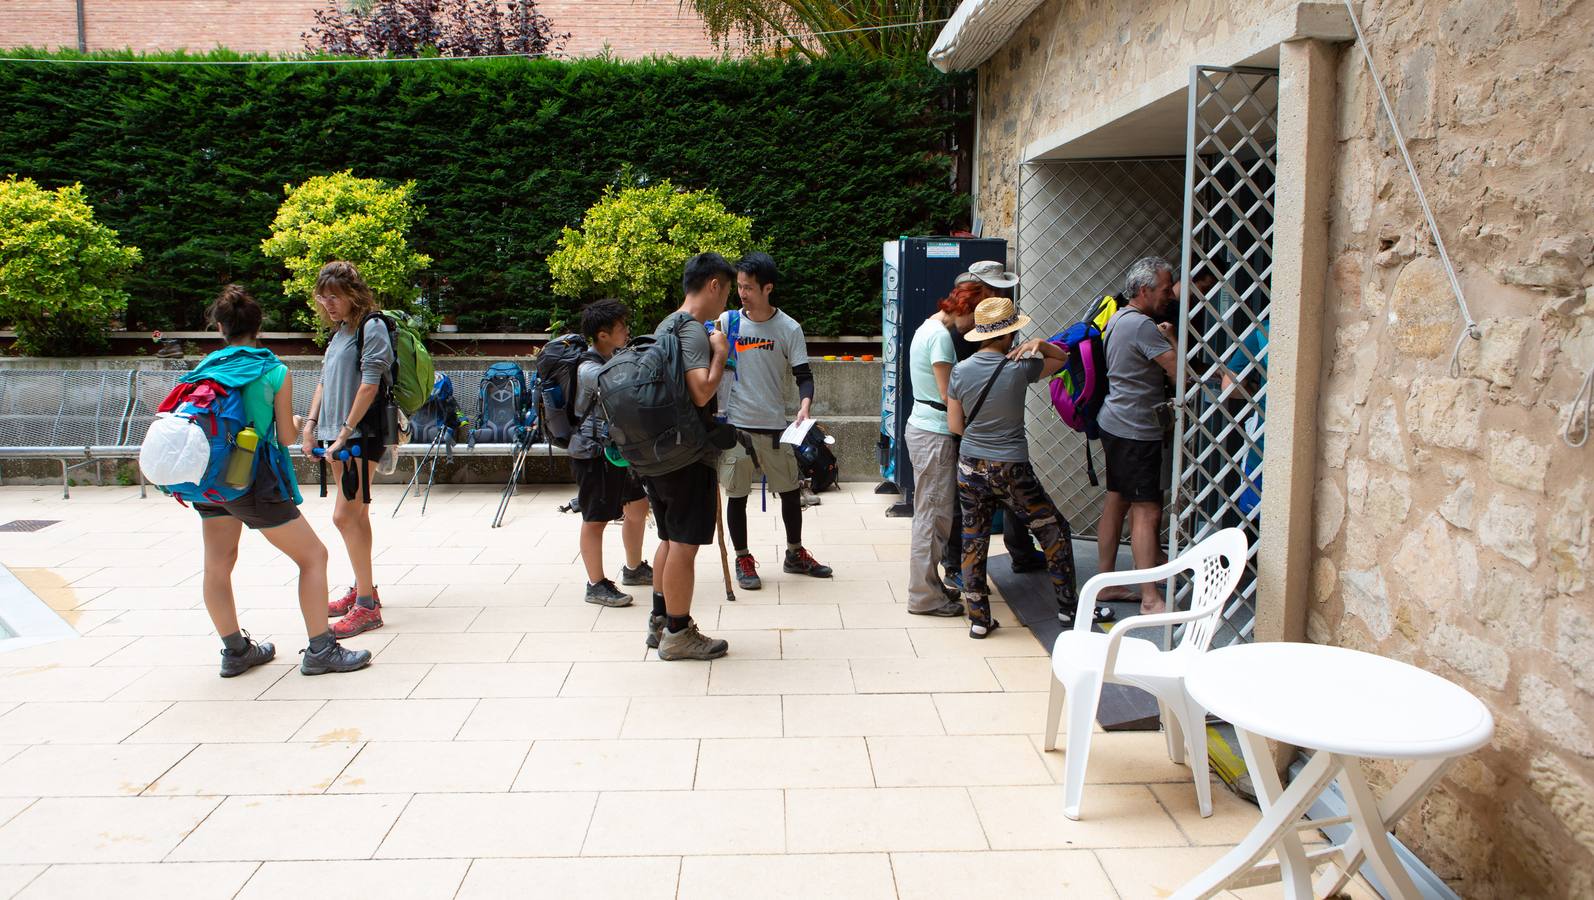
[735,554,762,591]
[329,586,378,619]
[331,600,383,637]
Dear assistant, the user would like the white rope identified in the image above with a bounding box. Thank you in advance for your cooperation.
[0,51,548,66]
[1343,0,1480,377]
[1565,362,1593,448]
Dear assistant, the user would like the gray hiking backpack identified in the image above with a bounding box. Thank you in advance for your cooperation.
[595,315,711,477]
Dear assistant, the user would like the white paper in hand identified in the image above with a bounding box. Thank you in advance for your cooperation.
[780,417,818,446]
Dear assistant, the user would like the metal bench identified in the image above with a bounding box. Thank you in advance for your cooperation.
[0,365,562,499]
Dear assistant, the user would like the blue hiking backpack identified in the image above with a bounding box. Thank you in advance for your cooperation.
[472,362,529,444]
[138,379,256,505]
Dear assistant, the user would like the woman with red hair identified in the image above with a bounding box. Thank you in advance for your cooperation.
[903,279,991,616]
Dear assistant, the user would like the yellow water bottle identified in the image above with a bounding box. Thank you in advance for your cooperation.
[223,427,260,488]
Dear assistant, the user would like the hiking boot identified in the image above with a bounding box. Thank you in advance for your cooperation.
[910,598,965,618]
[783,547,833,578]
[657,620,729,661]
[331,601,383,638]
[585,579,633,608]
[620,561,654,586]
[329,585,379,618]
[646,614,666,650]
[735,554,762,591]
[300,640,373,675]
[219,634,275,678]
[1009,551,1047,573]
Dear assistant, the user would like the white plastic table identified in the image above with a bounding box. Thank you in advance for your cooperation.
[1173,642,1493,900]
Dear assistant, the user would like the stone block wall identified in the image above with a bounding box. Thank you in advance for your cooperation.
[974,0,1594,896]
[0,0,720,59]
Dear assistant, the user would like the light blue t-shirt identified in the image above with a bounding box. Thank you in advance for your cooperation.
[907,317,957,434]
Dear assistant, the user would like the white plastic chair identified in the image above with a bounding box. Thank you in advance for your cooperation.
[1043,527,1249,821]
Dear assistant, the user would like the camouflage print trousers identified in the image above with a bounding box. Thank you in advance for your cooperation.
[957,456,1080,629]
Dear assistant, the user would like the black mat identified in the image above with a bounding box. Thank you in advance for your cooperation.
[988,544,1162,732]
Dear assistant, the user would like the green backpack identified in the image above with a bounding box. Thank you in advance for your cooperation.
[358,311,435,415]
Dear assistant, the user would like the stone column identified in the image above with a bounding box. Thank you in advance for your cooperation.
[1255,38,1339,645]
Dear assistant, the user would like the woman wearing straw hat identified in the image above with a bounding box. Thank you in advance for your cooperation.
[946,296,1117,638]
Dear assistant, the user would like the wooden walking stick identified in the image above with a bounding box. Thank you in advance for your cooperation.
[715,484,736,602]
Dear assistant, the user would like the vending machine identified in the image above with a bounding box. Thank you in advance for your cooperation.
[878,236,1008,516]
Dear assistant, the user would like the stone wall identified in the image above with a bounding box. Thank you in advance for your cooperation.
[974,0,1594,897]
[1,0,721,59]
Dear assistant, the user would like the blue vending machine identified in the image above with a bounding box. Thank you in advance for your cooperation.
[878,236,1008,516]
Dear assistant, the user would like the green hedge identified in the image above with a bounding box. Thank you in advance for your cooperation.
[0,51,968,336]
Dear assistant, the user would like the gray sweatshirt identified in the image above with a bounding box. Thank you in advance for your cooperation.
[316,317,393,441]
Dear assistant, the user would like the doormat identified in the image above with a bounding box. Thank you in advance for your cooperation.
[987,549,1161,731]
[0,520,60,533]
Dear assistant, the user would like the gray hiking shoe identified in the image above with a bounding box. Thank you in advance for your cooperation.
[620,562,654,586]
[219,634,275,678]
[646,614,666,649]
[657,621,729,661]
[300,641,373,676]
[585,579,633,607]
[734,554,762,591]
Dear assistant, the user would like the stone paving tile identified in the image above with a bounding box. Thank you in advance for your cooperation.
[0,701,170,744]
[619,695,782,739]
[377,792,597,858]
[237,860,470,900]
[0,796,221,863]
[582,789,785,856]
[695,737,875,790]
[290,699,476,742]
[332,741,530,794]
[512,739,698,792]
[679,853,897,900]
[145,742,361,796]
[0,664,152,702]
[0,743,193,798]
[13,862,257,900]
[891,850,1118,899]
[782,693,946,737]
[129,700,324,744]
[867,735,1053,787]
[171,794,407,861]
[456,857,678,900]
[784,787,988,853]
[0,866,45,899]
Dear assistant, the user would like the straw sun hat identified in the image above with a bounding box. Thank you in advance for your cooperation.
[965,296,1030,340]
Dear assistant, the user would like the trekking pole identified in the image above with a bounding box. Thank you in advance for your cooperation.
[714,483,735,602]
[492,437,531,529]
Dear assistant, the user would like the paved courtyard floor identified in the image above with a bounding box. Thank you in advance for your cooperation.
[0,483,1373,899]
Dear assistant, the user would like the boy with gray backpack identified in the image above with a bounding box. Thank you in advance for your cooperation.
[596,253,736,660]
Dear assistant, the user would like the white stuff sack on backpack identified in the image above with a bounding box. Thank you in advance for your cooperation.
[138,413,210,486]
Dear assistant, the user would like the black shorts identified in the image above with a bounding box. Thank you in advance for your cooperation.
[643,461,717,546]
[571,456,647,523]
[194,460,301,530]
[1100,429,1164,503]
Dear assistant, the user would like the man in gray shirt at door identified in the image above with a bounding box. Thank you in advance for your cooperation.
[1095,256,1230,614]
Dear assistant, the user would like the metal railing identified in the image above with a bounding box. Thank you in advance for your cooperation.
[0,366,559,498]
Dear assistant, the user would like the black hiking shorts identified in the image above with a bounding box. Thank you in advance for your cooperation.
[643,461,717,546]
[571,456,647,523]
[1099,429,1164,503]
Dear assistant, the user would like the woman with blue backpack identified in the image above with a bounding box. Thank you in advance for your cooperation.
[299,261,394,638]
[191,286,372,677]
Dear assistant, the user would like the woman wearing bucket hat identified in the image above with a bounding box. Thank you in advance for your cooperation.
[945,296,1117,638]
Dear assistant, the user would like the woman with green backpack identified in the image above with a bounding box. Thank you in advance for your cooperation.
[193,285,372,677]
[300,261,394,638]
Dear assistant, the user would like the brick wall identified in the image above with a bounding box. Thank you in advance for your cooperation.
[0,0,722,58]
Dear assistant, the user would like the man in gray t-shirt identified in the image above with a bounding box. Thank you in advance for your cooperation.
[712,252,831,591]
[945,296,1115,639]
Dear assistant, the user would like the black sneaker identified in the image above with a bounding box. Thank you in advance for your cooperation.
[646,614,666,649]
[585,579,634,607]
[620,562,654,586]
[299,640,373,675]
[783,547,833,578]
[219,634,275,678]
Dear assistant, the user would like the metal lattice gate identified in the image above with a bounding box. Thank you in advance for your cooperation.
[1170,65,1279,647]
[1017,159,1184,537]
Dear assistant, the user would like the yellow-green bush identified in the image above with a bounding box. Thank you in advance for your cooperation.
[260,170,431,329]
[549,181,754,327]
[0,175,141,355]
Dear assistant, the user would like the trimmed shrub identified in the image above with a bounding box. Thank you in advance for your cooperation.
[261,170,432,330]
[0,175,141,355]
[549,181,754,327]
[0,51,968,335]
